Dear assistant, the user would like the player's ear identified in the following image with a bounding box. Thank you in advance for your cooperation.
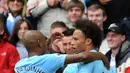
[85,38,92,45]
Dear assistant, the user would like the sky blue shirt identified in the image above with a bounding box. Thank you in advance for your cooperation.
[6,13,21,35]
[14,54,67,73]
[63,63,78,73]
[64,50,116,73]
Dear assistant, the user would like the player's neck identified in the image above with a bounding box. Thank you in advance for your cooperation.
[85,44,96,52]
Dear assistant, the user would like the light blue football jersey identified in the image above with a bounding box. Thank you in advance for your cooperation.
[15,54,67,73]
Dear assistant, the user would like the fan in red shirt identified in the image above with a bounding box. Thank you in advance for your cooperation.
[0,15,20,73]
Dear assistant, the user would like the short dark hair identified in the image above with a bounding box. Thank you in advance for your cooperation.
[62,28,75,36]
[75,19,102,48]
[51,21,68,29]
[87,4,106,16]
[67,0,85,12]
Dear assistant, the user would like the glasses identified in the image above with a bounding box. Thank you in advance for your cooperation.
[9,0,23,3]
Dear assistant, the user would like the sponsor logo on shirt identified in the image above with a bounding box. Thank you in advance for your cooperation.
[1,52,6,56]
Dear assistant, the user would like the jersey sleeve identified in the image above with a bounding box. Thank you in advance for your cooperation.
[44,54,67,71]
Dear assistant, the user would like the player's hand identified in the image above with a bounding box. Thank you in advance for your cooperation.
[100,0,111,5]
[47,0,59,7]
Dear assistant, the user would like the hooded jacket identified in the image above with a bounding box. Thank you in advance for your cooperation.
[106,41,130,73]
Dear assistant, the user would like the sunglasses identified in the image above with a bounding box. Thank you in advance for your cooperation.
[9,0,23,3]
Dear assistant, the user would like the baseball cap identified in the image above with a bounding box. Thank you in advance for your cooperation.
[106,23,125,35]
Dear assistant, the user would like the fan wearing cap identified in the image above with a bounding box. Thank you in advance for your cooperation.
[105,23,130,73]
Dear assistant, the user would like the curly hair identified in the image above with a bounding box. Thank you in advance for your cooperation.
[75,19,102,48]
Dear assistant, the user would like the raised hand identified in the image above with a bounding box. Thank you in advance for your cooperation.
[61,0,67,9]
[47,0,59,7]
[100,0,111,5]
[26,0,38,16]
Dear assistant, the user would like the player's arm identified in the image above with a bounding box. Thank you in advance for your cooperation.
[65,52,110,70]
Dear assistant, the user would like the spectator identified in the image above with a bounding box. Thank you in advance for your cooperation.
[0,14,20,73]
[67,0,85,27]
[6,0,26,35]
[2,0,35,36]
[52,28,75,73]
[87,4,107,31]
[85,0,130,31]
[50,28,73,73]
[50,21,68,35]
[14,30,109,73]
[62,28,75,54]
[47,21,68,53]
[27,0,86,37]
[87,4,110,54]
[105,23,130,73]
[48,28,74,54]
[9,19,32,59]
